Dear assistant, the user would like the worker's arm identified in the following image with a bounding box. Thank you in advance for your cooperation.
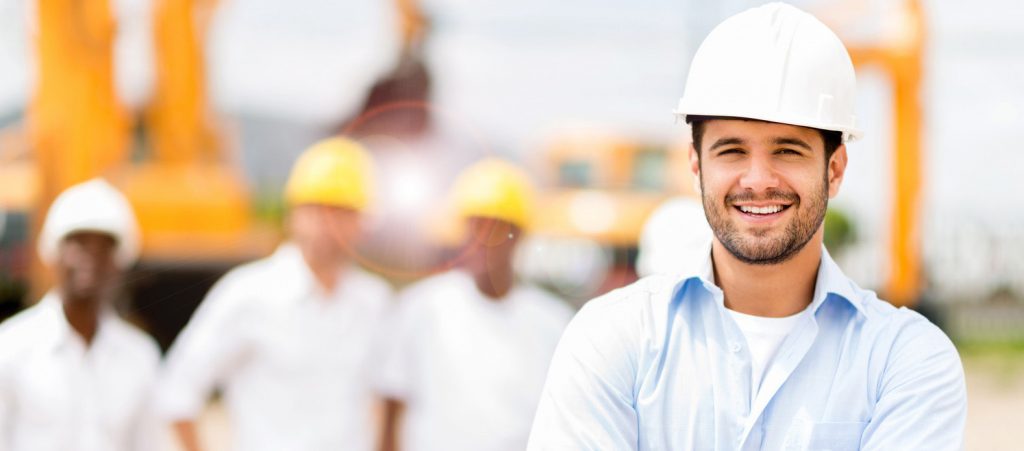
[173,420,203,451]
[527,299,640,450]
[373,288,422,451]
[858,316,966,450]
[153,272,253,450]
[377,398,405,451]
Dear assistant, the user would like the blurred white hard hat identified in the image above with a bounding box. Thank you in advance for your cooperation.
[675,2,862,142]
[38,178,141,268]
[637,197,713,277]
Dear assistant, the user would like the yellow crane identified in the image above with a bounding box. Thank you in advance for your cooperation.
[819,0,926,307]
[10,0,274,346]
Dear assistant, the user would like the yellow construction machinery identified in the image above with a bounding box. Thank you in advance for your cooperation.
[529,131,698,296]
[0,0,274,348]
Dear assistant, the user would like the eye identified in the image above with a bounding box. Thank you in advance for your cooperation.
[776,148,803,156]
[717,148,745,156]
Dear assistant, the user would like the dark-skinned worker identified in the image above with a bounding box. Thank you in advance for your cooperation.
[529,3,966,450]
[155,137,394,451]
[0,179,161,451]
[376,158,573,451]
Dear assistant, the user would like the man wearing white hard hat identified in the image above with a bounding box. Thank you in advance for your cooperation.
[0,179,162,451]
[375,158,573,451]
[530,3,965,450]
[155,137,394,451]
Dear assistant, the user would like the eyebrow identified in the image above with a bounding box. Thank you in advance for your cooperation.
[772,137,812,151]
[709,137,745,151]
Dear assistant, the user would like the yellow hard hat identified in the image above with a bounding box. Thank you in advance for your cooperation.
[285,137,374,210]
[451,158,535,229]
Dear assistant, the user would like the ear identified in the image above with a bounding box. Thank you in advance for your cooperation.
[827,144,848,199]
[688,143,701,194]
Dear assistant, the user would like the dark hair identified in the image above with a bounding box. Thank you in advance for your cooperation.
[688,115,843,163]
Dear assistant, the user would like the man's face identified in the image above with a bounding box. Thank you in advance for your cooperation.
[690,119,847,265]
[56,231,119,304]
[462,217,520,276]
[289,205,362,266]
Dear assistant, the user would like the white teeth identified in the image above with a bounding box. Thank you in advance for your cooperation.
[739,205,784,215]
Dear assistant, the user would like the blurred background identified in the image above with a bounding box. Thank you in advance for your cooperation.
[0,0,1021,449]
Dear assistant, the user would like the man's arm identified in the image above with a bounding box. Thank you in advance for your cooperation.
[373,291,419,451]
[154,274,252,451]
[859,318,967,450]
[527,300,641,451]
[377,398,405,451]
[173,421,203,451]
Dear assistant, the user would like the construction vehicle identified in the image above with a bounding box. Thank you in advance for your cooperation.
[0,0,427,348]
[526,130,698,299]
[0,0,275,349]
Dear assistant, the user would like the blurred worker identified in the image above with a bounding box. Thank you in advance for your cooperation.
[530,3,966,450]
[155,137,393,451]
[636,196,713,277]
[376,158,573,451]
[0,179,161,451]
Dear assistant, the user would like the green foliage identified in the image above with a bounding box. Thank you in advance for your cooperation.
[823,207,856,254]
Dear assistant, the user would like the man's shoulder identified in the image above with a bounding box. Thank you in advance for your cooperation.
[842,289,960,375]
[514,284,575,327]
[854,290,953,343]
[219,253,281,287]
[577,274,682,320]
[398,271,468,304]
[107,317,163,366]
[566,274,685,348]
[0,304,50,361]
[348,266,394,299]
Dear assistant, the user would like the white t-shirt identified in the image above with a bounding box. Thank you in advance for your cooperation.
[376,271,574,451]
[726,308,805,397]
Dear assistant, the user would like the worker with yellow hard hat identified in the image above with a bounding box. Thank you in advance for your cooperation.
[375,158,573,451]
[156,137,394,451]
[529,3,965,449]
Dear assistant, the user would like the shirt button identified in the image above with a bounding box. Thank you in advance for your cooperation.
[730,342,742,353]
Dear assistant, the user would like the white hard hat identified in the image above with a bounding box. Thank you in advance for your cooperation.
[675,2,862,142]
[38,178,141,268]
[637,197,713,277]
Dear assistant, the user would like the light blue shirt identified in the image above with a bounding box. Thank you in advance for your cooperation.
[528,247,966,450]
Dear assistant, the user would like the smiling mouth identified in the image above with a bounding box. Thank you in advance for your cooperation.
[733,204,792,216]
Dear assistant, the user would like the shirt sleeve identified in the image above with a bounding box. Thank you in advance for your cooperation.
[859,315,967,450]
[0,350,11,451]
[131,346,168,451]
[154,272,253,421]
[527,298,641,451]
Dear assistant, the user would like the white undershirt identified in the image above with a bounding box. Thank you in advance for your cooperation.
[726,308,805,397]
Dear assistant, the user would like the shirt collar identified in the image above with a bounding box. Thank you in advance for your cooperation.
[679,243,864,316]
[271,243,316,298]
[271,242,364,302]
[39,291,118,354]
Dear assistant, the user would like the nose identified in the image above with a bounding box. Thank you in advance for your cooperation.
[738,154,780,193]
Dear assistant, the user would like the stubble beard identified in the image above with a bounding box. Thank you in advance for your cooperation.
[700,173,829,266]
